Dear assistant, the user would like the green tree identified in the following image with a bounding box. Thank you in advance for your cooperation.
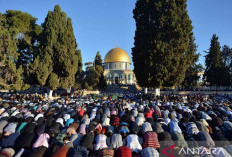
[48,72,59,90]
[182,64,204,88]
[35,53,53,87]
[76,49,83,76]
[32,5,78,95]
[85,62,93,68]
[94,51,103,66]
[0,13,28,90]
[132,0,197,89]
[83,66,99,90]
[221,45,232,84]
[94,51,107,90]
[4,10,42,67]
[182,34,203,88]
[99,73,107,90]
[82,51,107,90]
[221,45,231,67]
[74,49,83,89]
[26,56,40,85]
[204,34,230,86]
[94,51,104,76]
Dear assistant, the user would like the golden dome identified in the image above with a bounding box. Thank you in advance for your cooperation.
[104,48,131,63]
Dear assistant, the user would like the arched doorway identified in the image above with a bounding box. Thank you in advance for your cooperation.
[115,77,119,84]
[113,73,119,85]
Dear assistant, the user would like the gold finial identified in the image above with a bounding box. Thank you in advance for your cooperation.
[116,41,118,48]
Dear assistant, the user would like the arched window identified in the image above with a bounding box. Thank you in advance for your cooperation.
[128,74,133,80]
[107,73,112,79]
[114,73,119,78]
[121,73,125,79]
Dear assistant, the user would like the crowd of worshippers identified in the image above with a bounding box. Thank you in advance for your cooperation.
[0,93,232,157]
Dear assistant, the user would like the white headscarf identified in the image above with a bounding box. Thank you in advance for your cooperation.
[56,118,64,126]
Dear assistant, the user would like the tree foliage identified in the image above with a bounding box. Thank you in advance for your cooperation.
[94,51,107,90]
[132,0,197,88]
[4,10,42,67]
[94,52,104,76]
[182,37,204,88]
[35,53,53,86]
[182,64,204,88]
[94,51,103,66]
[83,51,107,90]
[83,66,99,90]
[204,34,230,86]
[48,72,59,90]
[74,49,83,89]
[221,45,232,67]
[0,13,29,90]
[76,49,83,76]
[99,73,107,90]
[221,45,232,77]
[31,5,78,90]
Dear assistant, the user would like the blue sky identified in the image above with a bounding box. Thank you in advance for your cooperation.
[1,0,232,69]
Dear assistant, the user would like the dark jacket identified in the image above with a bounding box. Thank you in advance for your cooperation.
[196,131,215,147]
[15,132,35,149]
[70,146,89,157]
[81,133,94,151]
[28,146,47,157]
[1,132,20,147]
[22,122,37,134]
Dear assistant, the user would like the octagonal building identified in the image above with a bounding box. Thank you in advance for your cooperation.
[103,47,135,85]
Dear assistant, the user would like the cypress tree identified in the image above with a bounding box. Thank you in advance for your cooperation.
[182,64,204,88]
[221,45,232,83]
[132,0,197,89]
[33,5,78,94]
[35,53,53,87]
[76,49,83,76]
[83,51,107,90]
[83,66,99,90]
[182,35,203,88]
[94,51,103,67]
[221,45,231,67]
[94,51,107,90]
[94,51,104,76]
[74,49,83,89]
[204,34,230,86]
[48,72,59,90]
